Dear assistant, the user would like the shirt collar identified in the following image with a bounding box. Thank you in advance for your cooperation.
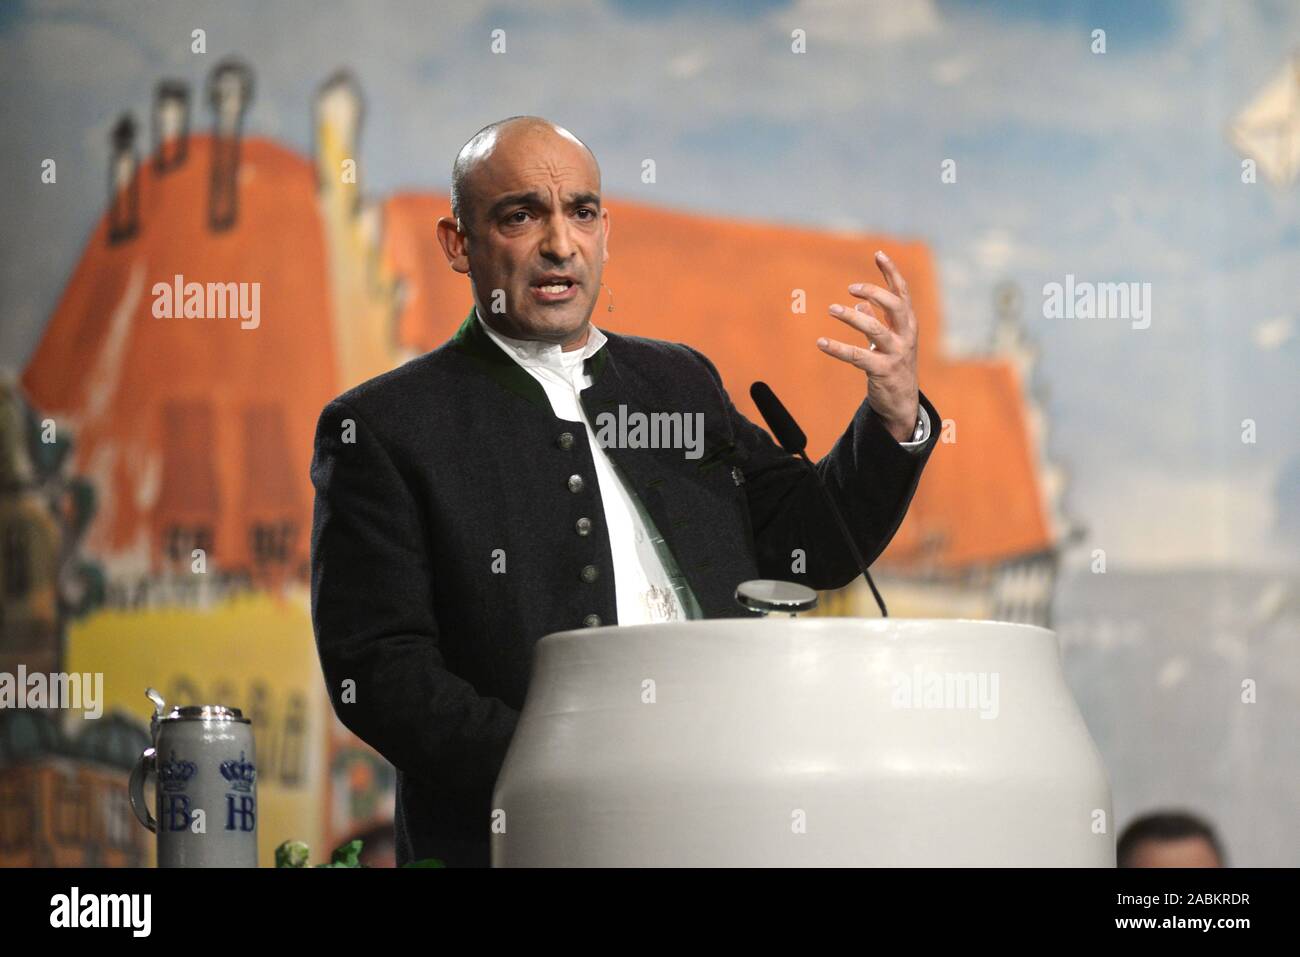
[475,306,607,372]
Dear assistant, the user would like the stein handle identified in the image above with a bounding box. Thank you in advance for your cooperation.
[128,746,158,833]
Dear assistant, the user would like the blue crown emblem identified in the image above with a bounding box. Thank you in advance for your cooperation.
[220,751,257,792]
[158,750,197,792]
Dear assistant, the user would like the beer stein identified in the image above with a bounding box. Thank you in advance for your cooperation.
[129,688,258,867]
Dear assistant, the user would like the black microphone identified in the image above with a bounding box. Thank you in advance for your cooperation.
[750,381,888,617]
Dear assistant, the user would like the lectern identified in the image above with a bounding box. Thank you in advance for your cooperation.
[491,617,1113,866]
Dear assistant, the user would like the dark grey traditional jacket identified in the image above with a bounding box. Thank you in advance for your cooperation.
[309,307,939,866]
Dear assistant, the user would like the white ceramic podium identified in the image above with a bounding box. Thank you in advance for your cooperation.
[491,618,1113,866]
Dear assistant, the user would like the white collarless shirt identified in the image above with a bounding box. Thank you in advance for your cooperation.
[476,309,686,625]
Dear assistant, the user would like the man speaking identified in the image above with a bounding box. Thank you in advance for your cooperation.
[310,116,940,866]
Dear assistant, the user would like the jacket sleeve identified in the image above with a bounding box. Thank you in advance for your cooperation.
[681,345,939,590]
[309,398,519,809]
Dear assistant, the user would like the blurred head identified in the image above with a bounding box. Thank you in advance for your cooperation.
[1117,811,1226,867]
[437,115,609,350]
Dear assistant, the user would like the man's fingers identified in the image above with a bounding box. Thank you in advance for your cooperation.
[875,250,910,301]
[816,335,889,374]
[847,283,906,332]
[829,303,897,352]
[874,251,917,337]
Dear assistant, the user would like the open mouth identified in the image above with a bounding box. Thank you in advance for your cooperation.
[531,279,578,301]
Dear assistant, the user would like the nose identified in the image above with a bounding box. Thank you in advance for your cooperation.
[540,212,576,263]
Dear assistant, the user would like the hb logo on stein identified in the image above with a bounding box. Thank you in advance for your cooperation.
[221,751,258,832]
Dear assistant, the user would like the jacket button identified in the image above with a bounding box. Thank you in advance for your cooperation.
[557,432,575,451]
[567,474,585,493]
[583,614,601,628]
[580,564,600,583]
[575,517,592,536]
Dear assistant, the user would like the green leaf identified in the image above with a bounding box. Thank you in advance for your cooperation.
[330,838,364,868]
[275,840,310,868]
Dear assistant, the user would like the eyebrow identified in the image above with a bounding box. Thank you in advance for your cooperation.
[487,190,601,219]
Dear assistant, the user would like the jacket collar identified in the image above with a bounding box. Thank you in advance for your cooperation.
[477,308,608,369]
[449,305,609,409]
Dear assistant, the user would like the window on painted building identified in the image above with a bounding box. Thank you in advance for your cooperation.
[3,522,31,599]
[163,525,214,563]
[251,520,296,564]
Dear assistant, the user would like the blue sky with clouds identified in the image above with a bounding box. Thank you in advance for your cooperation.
[1,0,1297,571]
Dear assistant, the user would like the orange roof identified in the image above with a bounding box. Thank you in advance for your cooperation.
[883,359,1052,568]
[383,193,1053,571]
[21,136,337,576]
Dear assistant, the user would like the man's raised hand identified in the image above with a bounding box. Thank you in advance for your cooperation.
[817,250,921,444]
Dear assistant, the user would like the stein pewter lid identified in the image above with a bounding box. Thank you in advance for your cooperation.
[163,704,250,723]
[145,687,249,724]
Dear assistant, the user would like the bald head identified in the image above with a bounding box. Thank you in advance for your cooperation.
[450,116,599,233]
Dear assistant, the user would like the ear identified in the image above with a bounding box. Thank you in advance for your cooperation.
[601,206,610,265]
[436,216,471,275]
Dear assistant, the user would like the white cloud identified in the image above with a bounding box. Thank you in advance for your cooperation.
[778,0,941,48]
[1156,656,1190,689]
[667,49,708,80]
[970,227,1052,273]
[931,55,973,86]
[1253,315,1295,350]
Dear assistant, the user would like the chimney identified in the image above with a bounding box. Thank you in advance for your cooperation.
[314,70,364,217]
[206,58,254,231]
[107,113,139,243]
[152,80,191,173]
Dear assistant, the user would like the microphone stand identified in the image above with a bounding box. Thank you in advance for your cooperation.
[796,450,888,617]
